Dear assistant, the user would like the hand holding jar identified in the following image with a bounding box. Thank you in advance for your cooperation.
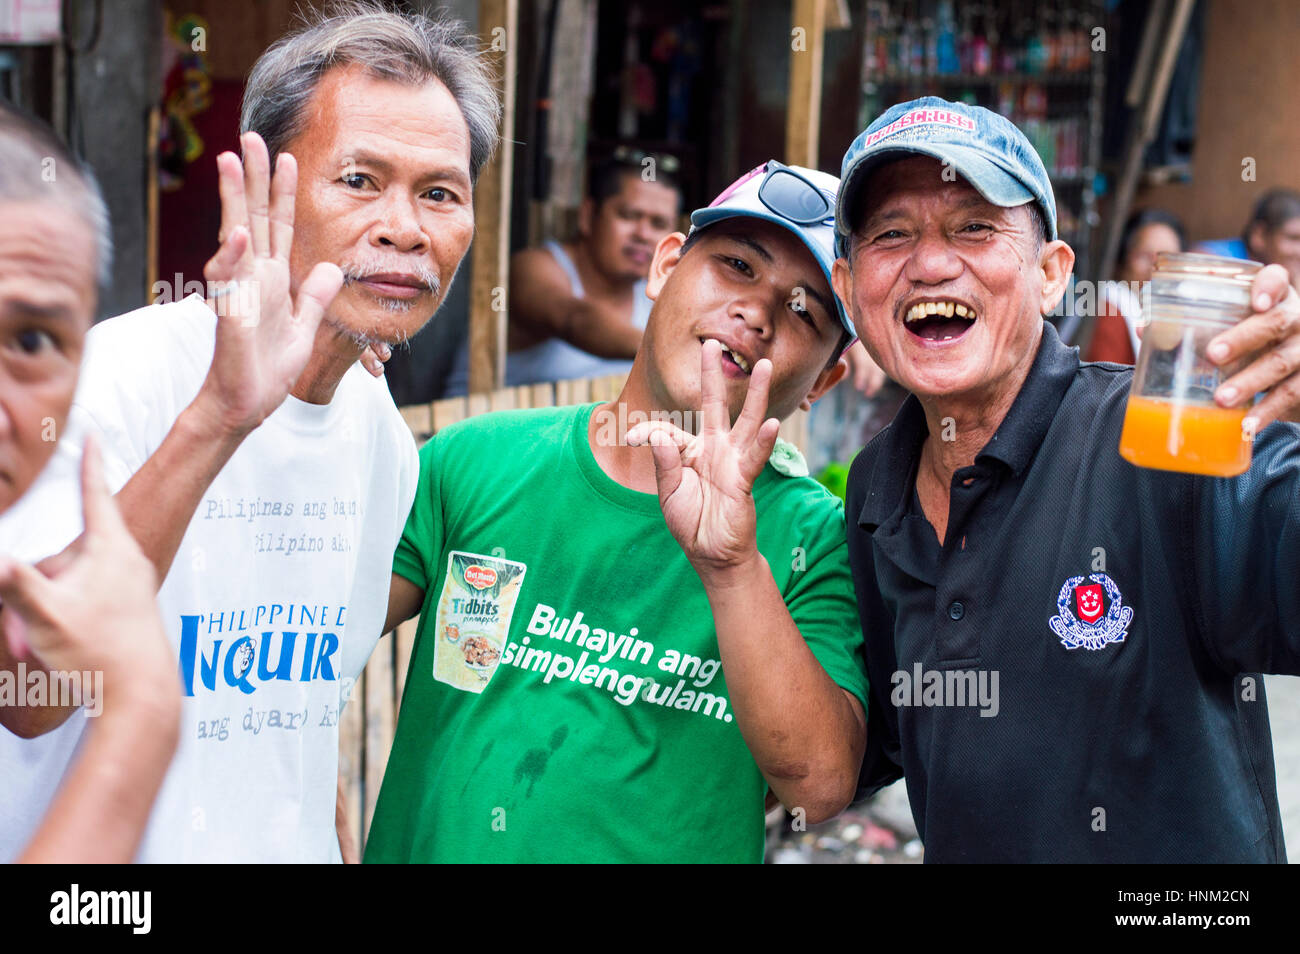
[1119,253,1300,477]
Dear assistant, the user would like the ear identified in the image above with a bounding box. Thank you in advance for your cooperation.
[645,231,687,301]
[577,198,595,239]
[831,256,857,334]
[1038,239,1076,315]
[798,353,849,412]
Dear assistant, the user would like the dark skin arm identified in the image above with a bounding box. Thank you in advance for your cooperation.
[507,247,644,359]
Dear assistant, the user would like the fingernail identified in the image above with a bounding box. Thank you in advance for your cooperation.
[1208,342,1229,361]
[1217,385,1238,403]
[1256,293,1271,310]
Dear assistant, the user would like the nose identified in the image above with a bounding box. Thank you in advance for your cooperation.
[905,227,963,286]
[630,215,655,245]
[729,289,776,342]
[370,191,429,254]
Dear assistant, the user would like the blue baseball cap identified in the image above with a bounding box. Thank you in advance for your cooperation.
[835,96,1058,259]
[690,161,854,337]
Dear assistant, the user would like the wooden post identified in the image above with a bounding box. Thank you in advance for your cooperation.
[468,0,518,394]
[786,0,827,168]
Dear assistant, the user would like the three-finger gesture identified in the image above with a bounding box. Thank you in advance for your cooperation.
[195,132,343,436]
[627,340,780,575]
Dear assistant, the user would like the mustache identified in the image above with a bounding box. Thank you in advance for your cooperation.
[338,258,441,296]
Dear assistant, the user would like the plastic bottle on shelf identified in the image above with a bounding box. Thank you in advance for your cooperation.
[957,4,973,74]
[1025,19,1047,75]
[971,5,992,77]
[937,1,959,75]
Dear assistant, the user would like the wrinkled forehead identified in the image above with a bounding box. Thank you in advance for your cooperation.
[0,199,99,295]
[855,154,993,225]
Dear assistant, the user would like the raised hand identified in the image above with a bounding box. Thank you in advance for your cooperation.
[0,437,173,691]
[626,339,780,576]
[194,132,344,436]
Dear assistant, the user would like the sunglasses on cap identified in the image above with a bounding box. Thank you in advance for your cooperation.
[710,160,836,226]
[612,146,681,175]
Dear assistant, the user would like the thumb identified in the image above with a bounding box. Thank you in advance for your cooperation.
[0,556,61,659]
[295,261,344,335]
[647,428,684,503]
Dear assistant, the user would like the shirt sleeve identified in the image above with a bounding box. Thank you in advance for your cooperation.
[844,454,907,801]
[779,492,871,711]
[1193,421,1300,675]
[391,431,445,591]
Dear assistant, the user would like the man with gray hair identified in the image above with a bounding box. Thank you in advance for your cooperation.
[0,99,179,863]
[0,2,499,863]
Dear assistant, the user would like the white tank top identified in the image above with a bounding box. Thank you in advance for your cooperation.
[504,241,651,386]
[443,242,651,395]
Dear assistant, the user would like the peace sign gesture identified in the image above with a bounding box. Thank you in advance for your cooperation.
[193,132,343,437]
[627,339,780,576]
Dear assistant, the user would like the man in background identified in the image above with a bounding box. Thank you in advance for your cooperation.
[445,149,681,393]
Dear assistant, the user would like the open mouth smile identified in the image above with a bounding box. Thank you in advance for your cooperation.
[902,299,978,342]
[698,336,753,376]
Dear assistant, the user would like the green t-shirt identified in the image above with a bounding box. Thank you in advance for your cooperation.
[364,403,867,863]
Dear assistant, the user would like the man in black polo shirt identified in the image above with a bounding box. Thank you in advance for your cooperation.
[829,96,1300,862]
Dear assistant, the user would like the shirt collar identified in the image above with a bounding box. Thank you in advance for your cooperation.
[855,321,1078,531]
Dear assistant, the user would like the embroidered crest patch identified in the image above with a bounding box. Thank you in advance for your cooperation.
[1048,573,1134,651]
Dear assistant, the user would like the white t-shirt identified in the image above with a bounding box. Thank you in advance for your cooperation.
[0,296,418,862]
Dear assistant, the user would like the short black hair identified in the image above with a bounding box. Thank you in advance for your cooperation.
[1118,208,1185,264]
[1244,189,1300,247]
[1024,202,1050,249]
[588,154,681,207]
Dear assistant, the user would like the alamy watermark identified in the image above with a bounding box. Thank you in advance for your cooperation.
[592,403,703,446]
[152,273,261,325]
[0,663,103,716]
[890,663,999,718]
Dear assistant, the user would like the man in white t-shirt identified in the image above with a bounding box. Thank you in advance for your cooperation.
[0,5,500,863]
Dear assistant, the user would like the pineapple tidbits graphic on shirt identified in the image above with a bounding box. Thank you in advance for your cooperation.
[433,551,528,693]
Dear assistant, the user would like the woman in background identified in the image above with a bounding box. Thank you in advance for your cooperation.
[1085,209,1184,365]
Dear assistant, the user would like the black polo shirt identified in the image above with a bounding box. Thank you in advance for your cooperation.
[846,321,1300,863]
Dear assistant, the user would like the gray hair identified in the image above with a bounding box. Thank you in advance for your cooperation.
[241,1,500,182]
[0,99,112,288]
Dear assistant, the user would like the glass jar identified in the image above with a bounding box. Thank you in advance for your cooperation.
[1118,252,1262,477]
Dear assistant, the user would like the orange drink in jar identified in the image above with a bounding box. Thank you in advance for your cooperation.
[1118,253,1261,478]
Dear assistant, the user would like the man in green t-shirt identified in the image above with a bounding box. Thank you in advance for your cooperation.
[364,162,869,863]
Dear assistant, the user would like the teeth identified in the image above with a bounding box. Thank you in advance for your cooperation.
[717,342,751,373]
[904,301,977,323]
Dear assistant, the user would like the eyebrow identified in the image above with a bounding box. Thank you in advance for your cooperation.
[720,234,833,325]
[3,299,79,322]
[341,149,471,190]
[723,234,774,264]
